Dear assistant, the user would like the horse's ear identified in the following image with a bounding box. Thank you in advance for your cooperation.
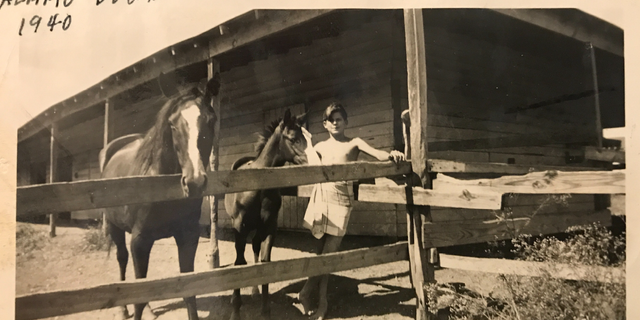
[157,72,179,98]
[191,79,207,96]
[199,75,221,110]
[295,112,308,126]
[283,109,292,122]
[206,73,221,97]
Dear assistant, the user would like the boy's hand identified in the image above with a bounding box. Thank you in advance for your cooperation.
[388,150,405,163]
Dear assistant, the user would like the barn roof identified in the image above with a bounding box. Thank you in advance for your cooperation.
[18,8,623,143]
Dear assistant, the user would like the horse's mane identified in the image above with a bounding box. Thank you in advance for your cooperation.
[255,118,282,154]
[135,93,200,173]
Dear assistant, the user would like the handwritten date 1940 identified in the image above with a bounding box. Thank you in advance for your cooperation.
[18,14,71,36]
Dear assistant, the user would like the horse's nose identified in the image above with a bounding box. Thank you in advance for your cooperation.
[193,169,207,188]
[182,172,207,197]
[295,153,308,165]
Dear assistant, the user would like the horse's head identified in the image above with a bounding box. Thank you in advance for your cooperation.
[277,109,310,165]
[168,75,220,197]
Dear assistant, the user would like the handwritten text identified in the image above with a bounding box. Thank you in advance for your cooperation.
[2,0,155,36]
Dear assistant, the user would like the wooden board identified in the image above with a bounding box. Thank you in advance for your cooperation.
[439,253,624,283]
[357,184,502,210]
[584,146,625,164]
[17,161,412,217]
[433,170,625,195]
[422,210,611,247]
[429,202,596,223]
[427,129,596,152]
[428,159,601,174]
[15,241,408,320]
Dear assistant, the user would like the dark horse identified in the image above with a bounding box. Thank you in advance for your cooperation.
[224,109,310,320]
[100,76,220,320]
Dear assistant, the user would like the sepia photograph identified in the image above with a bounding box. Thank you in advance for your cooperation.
[3,2,635,320]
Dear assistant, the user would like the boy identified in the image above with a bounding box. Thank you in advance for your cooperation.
[298,102,404,320]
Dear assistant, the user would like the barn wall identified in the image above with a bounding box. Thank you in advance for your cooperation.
[214,11,400,236]
[389,9,603,238]
[405,10,599,166]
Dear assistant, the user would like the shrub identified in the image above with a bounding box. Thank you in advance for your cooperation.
[16,223,49,260]
[81,225,111,252]
[503,222,626,320]
[431,222,625,320]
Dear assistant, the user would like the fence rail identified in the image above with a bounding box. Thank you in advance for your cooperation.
[433,170,625,195]
[16,241,625,320]
[18,162,626,217]
[439,253,625,284]
[16,242,409,320]
[17,161,411,217]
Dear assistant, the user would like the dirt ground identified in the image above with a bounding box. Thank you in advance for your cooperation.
[16,222,506,320]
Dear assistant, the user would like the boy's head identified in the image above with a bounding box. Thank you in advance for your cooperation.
[322,102,348,136]
[323,102,348,123]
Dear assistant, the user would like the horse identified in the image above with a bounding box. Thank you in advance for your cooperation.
[99,75,220,320]
[224,109,311,320]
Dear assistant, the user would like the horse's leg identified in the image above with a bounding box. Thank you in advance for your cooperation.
[251,233,263,297]
[130,234,156,320]
[230,229,248,320]
[110,222,131,320]
[175,229,200,320]
[258,232,276,319]
[311,235,344,320]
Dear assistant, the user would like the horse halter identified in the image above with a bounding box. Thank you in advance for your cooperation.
[171,78,219,198]
[278,112,309,165]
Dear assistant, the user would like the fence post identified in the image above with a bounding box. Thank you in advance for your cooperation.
[403,8,437,320]
[102,99,113,236]
[207,57,221,269]
[48,123,59,237]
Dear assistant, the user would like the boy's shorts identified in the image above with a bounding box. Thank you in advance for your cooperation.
[303,181,354,239]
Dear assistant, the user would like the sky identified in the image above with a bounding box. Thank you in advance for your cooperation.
[0,0,639,318]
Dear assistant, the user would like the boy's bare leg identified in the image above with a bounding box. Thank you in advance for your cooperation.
[298,235,328,314]
[311,234,343,320]
[299,276,321,314]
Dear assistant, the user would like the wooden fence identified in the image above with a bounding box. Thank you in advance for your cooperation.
[15,158,626,320]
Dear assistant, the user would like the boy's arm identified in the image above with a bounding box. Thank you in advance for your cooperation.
[354,138,404,162]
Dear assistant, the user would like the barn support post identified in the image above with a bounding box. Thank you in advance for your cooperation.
[48,123,59,237]
[206,57,221,269]
[586,42,603,149]
[403,9,437,320]
[102,99,113,236]
[584,43,613,213]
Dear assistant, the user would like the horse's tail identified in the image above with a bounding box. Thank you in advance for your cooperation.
[98,148,107,174]
[104,221,114,260]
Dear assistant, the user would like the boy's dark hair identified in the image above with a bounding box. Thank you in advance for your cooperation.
[323,102,348,122]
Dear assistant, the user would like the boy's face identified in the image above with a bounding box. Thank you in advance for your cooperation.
[323,111,346,135]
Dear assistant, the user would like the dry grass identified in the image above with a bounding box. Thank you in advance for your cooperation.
[16,222,49,261]
[81,225,111,252]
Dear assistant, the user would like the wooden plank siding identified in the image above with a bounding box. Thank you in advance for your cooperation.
[388,10,604,239]
[214,14,399,235]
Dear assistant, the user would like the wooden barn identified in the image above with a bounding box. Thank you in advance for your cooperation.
[17,9,624,241]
